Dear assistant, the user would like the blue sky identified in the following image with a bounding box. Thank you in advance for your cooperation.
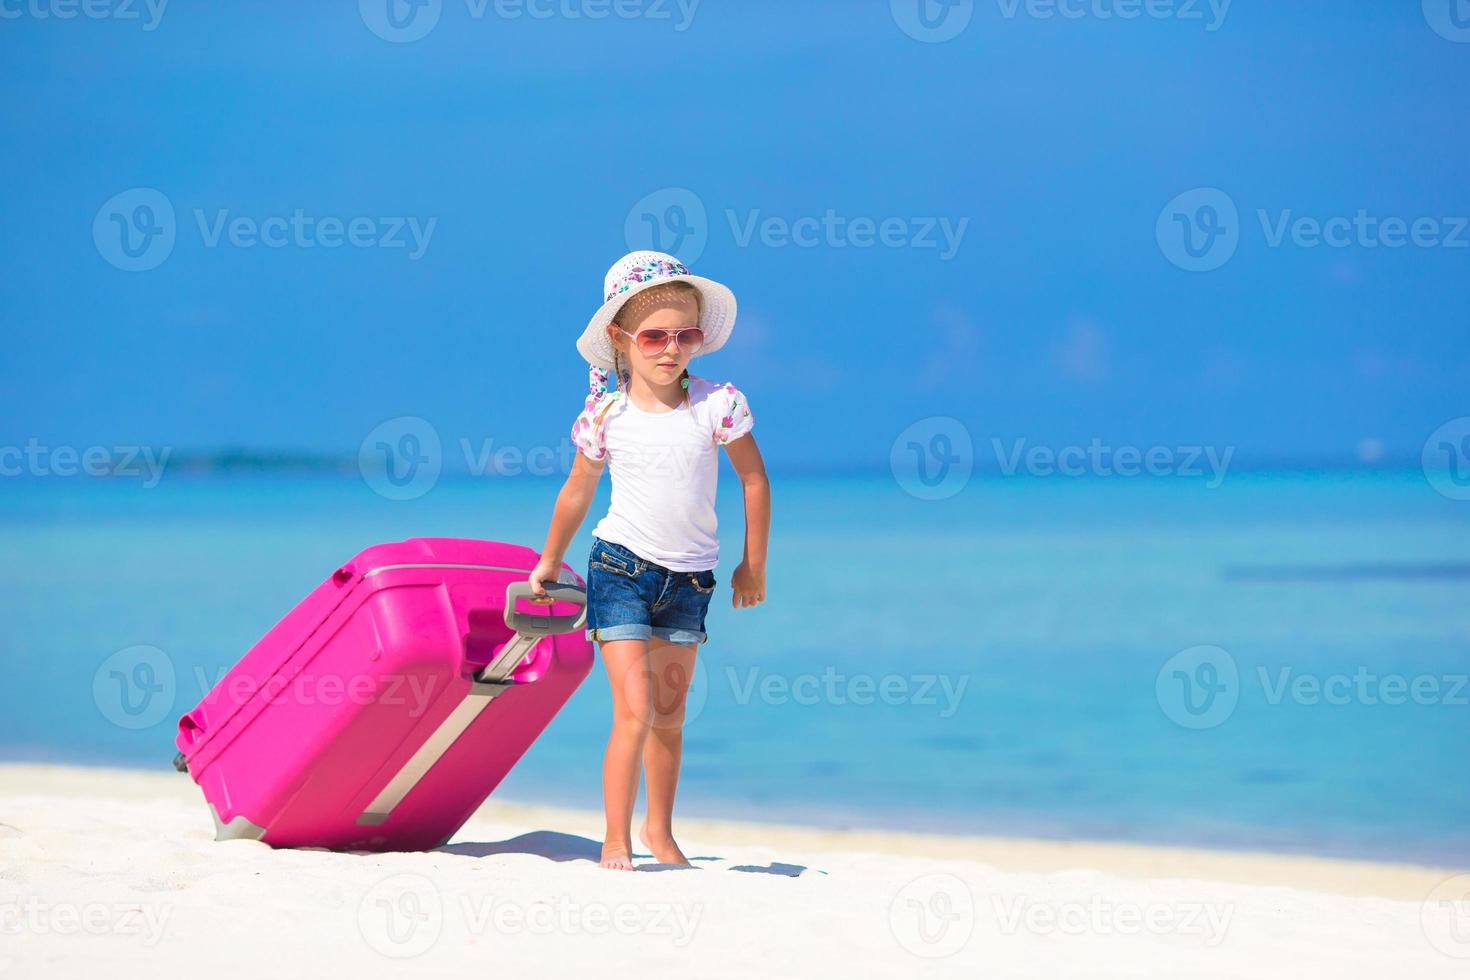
[2,1,1467,470]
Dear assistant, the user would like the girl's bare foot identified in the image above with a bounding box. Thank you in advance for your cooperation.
[600,839,635,871]
[639,823,690,866]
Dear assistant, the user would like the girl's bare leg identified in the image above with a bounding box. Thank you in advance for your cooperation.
[638,639,697,865]
[599,637,651,870]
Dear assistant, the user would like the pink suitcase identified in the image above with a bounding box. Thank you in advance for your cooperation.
[172,537,593,852]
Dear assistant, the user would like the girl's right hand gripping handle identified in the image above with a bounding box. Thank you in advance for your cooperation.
[504,581,588,635]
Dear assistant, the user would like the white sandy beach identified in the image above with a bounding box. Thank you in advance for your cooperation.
[1,762,1466,979]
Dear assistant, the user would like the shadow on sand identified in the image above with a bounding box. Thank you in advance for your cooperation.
[439,830,812,875]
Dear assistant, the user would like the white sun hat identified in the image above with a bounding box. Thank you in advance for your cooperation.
[576,250,737,371]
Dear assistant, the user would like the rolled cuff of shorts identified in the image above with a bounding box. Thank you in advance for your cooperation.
[586,624,652,642]
[587,624,707,645]
[652,626,707,645]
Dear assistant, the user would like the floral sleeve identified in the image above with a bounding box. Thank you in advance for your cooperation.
[571,390,612,461]
[713,382,754,446]
[571,364,618,461]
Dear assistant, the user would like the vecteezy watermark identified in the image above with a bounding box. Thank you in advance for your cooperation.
[1158,187,1470,272]
[458,895,703,946]
[1422,417,1470,502]
[625,187,968,265]
[1157,645,1469,731]
[727,209,968,260]
[0,0,167,30]
[991,437,1234,487]
[723,667,969,719]
[1423,0,1470,43]
[994,0,1230,30]
[0,898,172,946]
[1156,645,1239,730]
[356,874,703,958]
[94,643,456,732]
[359,0,700,44]
[891,0,1229,42]
[0,440,170,487]
[889,873,975,958]
[93,645,177,731]
[1258,667,1469,708]
[890,416,975,501]
[1421,873,1470,959]
[991,894,1234,945]
[358,416,610,500]
[188,667,445,720]
[93,188,436,272]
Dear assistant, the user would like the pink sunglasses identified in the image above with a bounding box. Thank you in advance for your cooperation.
[616,326,706,358]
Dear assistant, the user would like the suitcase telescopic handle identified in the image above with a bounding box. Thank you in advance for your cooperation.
[474,581,588,686]
[503,581,588,635]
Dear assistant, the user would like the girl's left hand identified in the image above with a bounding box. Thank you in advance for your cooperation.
[731,560,765,609]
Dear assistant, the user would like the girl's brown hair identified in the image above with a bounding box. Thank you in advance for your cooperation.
[598,281,701,424]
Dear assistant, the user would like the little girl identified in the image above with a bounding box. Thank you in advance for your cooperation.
[528,250,770,871]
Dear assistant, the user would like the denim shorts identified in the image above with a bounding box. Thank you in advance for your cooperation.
[585,535,717,646]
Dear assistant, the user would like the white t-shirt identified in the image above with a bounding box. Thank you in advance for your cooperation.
[570,373,754,572]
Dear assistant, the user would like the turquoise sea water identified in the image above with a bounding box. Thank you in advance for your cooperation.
[2,468,1467,865]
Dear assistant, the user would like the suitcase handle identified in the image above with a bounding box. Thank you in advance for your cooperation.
[473,582,588,686]
[503,581,587,635]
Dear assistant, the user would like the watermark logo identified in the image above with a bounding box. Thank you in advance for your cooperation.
[355,875,704,954]
[889,873,975,958]
[0,0,168,30]
[614,650,710,729]
[360,0,442,42]
[1422,873,1470,959]
[1157,187,1239,272]
[1158,650,1462,729]
[1423,417,1470,502]
[1160,187,1469,271]
[1156,645,1238,730]
[92,189,437,271]
[357,418,601,499]
[359,416,443,500]
[358,874,443,958]
[891,0,974,43]
[625,186,709,264]
[94,188,176,272]
[93,645,176,730]
[891,416,974,500]
[1423,0,1470,43]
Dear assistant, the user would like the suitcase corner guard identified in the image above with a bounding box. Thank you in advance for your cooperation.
[210,803,268,842]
